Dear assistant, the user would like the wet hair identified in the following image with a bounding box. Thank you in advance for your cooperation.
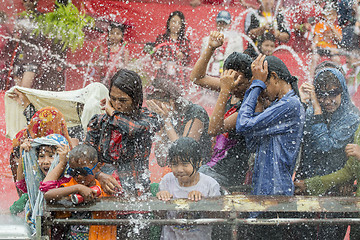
[168,137,201,176]
[68,144,98,166]
[265,56,300,97]
[165,11,186,41]
[314,61,346,76]
[36,145,56,158]
[314,70,341,91]
[109,69,143,113]
[223,52,253,80]
[258,32,275,53]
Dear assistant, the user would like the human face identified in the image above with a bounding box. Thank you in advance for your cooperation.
[262,74,278,102]
[216,21,229,32]
[170,159,198,187]
[169,15,182,35]
[69,159,99,187]
[38,146,56,175]
[260,40,275,56]
[316,85,342,113]
[109,86,133,114]
[231,71,250,97]
[109,28,123,45]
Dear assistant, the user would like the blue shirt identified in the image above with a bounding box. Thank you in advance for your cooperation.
[236,80,305,195]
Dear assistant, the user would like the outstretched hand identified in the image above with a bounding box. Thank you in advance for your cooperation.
[345,144,360,160]
[8,89,30,108]
[251,54,268,83]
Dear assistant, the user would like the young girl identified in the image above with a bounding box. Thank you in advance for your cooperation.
[99,23,129,86]
[44,144,116,240]
[236,54,305,196]
[235,54,305,238]
[14,134,70,233]
[157,137,220,240]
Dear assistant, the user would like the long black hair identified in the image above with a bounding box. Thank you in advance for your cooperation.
[109,69,143,114]
[265,56,300,97]
[164,11,186,41]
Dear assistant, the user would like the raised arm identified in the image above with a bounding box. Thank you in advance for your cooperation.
[190,31,224,91]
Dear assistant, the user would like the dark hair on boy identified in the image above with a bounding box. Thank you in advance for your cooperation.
[168,137,201,176]
[36,145,56,157]
[69,144,98,166]
[109,69,143,113]
[223,52,253,80]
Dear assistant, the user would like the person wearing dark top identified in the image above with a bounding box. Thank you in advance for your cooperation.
[147,79,211,167]
[85,69,162,197]
[190,31,253,190]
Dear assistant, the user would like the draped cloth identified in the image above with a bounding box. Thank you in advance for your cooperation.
[5,82,109,139]
[22,134,69,234]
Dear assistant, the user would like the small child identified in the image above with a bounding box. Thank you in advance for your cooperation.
[157,137,221,240]
[44,144,116,240]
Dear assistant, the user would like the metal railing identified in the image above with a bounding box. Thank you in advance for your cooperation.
[38,194,360,240]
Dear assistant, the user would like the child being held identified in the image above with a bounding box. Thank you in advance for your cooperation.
[44,144,116,240]
[157,137,221,240]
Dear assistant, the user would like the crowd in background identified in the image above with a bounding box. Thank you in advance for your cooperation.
[4,0,360,240]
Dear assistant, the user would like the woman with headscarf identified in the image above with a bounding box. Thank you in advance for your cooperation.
[295,67,360,240]
[299,68,360,180]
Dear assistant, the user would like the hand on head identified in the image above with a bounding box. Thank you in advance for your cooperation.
[299,82,316,104]
[251,54,268,82]
[147,100,171,119]
[57,144,70,164]
[219,69,241,93]
[20,138,33,153]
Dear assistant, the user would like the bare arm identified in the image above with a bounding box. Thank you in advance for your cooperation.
[42,145,69,183]
[20,71,36,88]
[44,184,96,202]
[208,70,240,136]
[190,31,224,91]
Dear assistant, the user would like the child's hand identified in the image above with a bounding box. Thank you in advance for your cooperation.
[208,31,224,50]
[219,69,239,93]
[294,180,307,195]
[188,190,202,201]
[156,191,173,201]
[251,54,268,83]
[345,144,360,160]
[20,139,32,153]
[57,144,69,165]
[77,184,98,202]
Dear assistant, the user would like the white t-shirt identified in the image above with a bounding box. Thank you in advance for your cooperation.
[159,172,221,240]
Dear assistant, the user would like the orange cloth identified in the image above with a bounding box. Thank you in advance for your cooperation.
[12,106,73,150]
[314,22,342,49]
[61,178,117,240]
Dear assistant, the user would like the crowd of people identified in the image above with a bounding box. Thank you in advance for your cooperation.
[4,0,360,239]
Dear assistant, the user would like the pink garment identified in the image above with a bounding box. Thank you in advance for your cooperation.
[15,179,27,193]
[39,176,72,192]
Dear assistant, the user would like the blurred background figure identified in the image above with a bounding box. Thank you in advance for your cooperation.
[200,10,243,77]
